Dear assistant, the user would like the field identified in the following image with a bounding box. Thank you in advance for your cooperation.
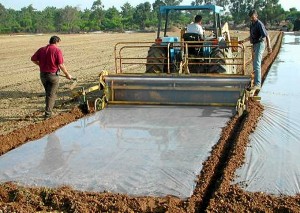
[0,32,159,135]
[1,31,300,212]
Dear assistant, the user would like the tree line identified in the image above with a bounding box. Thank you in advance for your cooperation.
[0,0,299,34]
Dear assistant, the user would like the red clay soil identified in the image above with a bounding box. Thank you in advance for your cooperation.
[2,32,299,212]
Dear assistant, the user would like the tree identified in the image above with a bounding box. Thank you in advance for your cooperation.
[90,0,105,30]
[80,9,92,32]
[191,0,204,6]
[152,0,165,22]
[19,5,36,32]
[164,0,183,5]
[33,7,57,33]
[285,7,300,22]
[229,0,252,25]
[133,2,152,30]
[54,6,81,33]
[0,3,7,32]
[260,0,284,25]
[6,9,21,33]
[191,0,229,7]
[121,3,135,30]
[0,0,294,34]
[285,7,300,31]
[102,6,122,30]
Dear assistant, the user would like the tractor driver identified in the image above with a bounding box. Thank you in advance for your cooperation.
[186,15,204,40]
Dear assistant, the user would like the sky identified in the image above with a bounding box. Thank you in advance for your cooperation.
[0,0,299,12]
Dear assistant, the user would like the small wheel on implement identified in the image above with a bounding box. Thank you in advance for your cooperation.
[94,98,105,111]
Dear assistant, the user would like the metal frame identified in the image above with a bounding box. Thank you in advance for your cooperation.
[114,41,246,74]
[157,5,224,39]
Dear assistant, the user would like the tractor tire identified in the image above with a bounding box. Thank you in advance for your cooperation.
[146,45,166,73]
[188,59,207,73]
[209,48,227,73]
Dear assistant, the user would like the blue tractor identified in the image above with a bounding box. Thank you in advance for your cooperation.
[146,4,238,74]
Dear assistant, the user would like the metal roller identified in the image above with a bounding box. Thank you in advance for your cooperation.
[103,74,251,107]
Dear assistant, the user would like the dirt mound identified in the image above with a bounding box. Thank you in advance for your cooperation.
[167,26,182,32]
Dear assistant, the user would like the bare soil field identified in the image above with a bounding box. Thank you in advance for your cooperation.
[1,31,299,212]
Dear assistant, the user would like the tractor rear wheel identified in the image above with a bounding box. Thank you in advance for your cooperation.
[146,45,166,73]
[209,48,227,73]
[188,59,207,73]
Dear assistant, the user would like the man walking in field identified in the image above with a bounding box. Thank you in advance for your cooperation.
[31,36,72,118]
[241,9,272,91]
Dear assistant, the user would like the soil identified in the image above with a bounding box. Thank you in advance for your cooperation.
[1,31,299,212]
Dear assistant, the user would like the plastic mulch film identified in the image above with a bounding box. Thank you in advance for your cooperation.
[0,105,234,199]
[234,32,300,195]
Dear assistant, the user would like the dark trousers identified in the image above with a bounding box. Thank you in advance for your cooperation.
[40,72,59,117]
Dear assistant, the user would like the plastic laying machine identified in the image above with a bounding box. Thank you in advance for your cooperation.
[74,5,256,117]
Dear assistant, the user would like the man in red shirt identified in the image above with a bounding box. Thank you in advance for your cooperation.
[31,36,72,118]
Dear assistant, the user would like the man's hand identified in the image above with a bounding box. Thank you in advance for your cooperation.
[66,73,73,80]
[58,64,72,80]
[239,37,250,44]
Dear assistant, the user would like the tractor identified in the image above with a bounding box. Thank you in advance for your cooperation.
[145,4,239,75]
[73,4,252,117]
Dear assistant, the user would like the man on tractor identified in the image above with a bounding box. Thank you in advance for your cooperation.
[186,15,205,40]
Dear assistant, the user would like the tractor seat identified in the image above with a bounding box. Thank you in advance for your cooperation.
[183,33,204,56]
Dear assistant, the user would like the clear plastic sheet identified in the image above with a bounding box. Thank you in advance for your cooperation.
[234,32,300,195]
[0,106,234,199]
